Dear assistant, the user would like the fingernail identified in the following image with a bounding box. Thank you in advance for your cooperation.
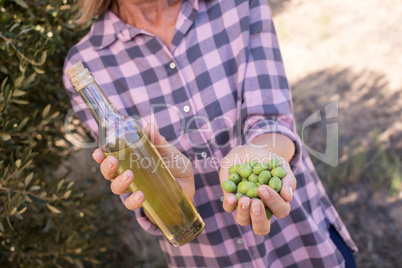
[228,195,237,205]
[252,203,261,215]
[241,200,250,210]
[289,186,293,198]
[106,158,113,169]
[259,187,269,199]
[122,171,129,181]
[134,192,143,201]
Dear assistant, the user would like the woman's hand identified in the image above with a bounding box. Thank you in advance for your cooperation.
[219,144,297,236]
[92,124,195,211]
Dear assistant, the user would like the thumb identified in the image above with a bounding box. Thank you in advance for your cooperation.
[143,123,171,154]
[143,124,192,175]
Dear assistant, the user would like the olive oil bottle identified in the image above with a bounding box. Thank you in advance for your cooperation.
[66,62,204,247]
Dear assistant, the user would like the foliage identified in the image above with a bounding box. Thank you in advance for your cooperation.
[0,0,134,266]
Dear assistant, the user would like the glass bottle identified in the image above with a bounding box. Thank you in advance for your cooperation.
[66,62,204,247]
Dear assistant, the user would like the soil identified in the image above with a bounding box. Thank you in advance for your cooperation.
[272,0,402,266]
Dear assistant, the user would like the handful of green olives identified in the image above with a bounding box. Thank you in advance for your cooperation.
[221,158,286,220]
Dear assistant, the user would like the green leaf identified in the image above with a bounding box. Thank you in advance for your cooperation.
[14,75,25,88]
[49,111,60,120]
[18,117,30,130]
[57,179,65,191]
[17,207,27,215]
[67,181,75,190]
[12,89,26,97]
[25,172,34,187]
[19,61,27,73]
[1,77,8,91]
[62,190,72,199]
[9,207,17,215]
[6,216,14,231]
[46,203,62,214]
[30,185,41,191]
[42,104,51,118]
[0,65,8,74]
[11,99,29,105]
[0,133,11,141]
[39,51,47,65]
[22,72,37,88]
[14,0,28,9]
[33,66,45,74]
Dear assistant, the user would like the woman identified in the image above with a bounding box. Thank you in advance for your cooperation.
[63,0,357,266]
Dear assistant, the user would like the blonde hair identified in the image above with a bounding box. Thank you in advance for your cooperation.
[74,0,112,25]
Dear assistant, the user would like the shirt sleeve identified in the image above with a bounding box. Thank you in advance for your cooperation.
[241,0,302,170]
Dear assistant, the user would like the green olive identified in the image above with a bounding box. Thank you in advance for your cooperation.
[248,160,258,168]
[229,173,241,184]
[236,163,253,178]
[252,162,269,175]
[268,176,282,192]
[246,187,259,198]
[271,167,286,178]
[222,180,237,193]
[269,158,280,170]
[237,181,258,195]
[265,207,273,220]
[228,165,238,174]
[258,170,272,184]
[235,192,244,200]
[248,173,259,183]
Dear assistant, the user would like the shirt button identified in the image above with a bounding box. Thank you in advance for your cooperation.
[200,151,207,158]
[237,239,243,245]
[183,105,190,113]
[169,62,176,69]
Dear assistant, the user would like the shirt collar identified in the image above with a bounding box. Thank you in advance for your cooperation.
[89,0,199,50]
[188,0,199,11]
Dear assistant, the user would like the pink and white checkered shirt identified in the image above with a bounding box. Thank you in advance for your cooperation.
[63,0,357,266]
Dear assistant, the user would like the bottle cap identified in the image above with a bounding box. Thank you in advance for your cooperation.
[65,61,86,79]
[65,61,91,91]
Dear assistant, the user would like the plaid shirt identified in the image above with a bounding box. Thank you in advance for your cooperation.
[63,0,357,266]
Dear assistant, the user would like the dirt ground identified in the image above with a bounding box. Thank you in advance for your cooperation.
[68,0,402,266]
[272,0,402,266]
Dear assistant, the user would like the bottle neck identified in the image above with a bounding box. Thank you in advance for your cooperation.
[78,81,118,126]
[71,72,119,126]
[68,65,143,150]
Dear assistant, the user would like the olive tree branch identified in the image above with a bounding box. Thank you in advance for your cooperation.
[0,33,42,66]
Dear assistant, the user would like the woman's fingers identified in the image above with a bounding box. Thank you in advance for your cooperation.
[250,199,270,236]
[279,161,297,202]
[236,196,251,226]
[93,147,146,210]
[124,191,145,210]
[100,155,119,180]
[223,194,237,213]
[110,169,134,195]
[92,148,105,164]
[258,185,291,219]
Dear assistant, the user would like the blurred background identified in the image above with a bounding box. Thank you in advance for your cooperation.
[0,0,401,267]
